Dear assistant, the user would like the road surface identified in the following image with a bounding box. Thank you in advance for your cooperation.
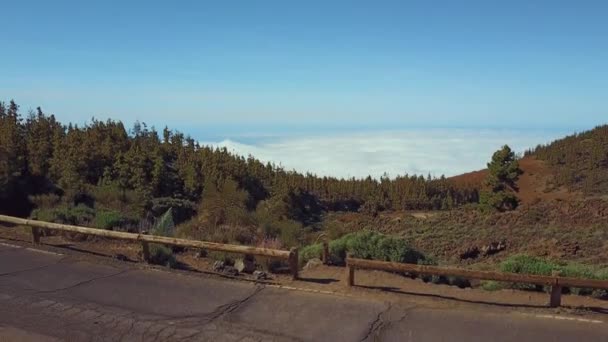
[0,243,606,341]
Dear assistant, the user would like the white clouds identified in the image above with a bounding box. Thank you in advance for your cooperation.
[202,129,566,179]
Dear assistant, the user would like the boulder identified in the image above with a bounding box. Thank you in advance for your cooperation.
[304,258,323,270]
[253,270,268,280]
[222,266,239,276]
[212,260,225,272]
[114,254,129,261]
[234,258,256,273]
[481,241,506,256]
[459,246,480,260]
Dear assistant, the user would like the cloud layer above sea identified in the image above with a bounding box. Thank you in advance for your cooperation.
[201,128,567,179]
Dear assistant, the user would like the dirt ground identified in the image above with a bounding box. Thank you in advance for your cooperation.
[1,225,607,322]
[448,156,581,204]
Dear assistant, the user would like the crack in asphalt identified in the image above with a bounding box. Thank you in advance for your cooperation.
[118,284,271,341]
[360,303,392,342]
[117,316,137,342]
[0,247,24,254]
[214,284,266,318]
[176,330,201,341]
[149,323,172,342]
[359,303,419,342]
[0,256,67,277]
[154,284,267,328]
[3,268,131,305]
[31,269,131,295]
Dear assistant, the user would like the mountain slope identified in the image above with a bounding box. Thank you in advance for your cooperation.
[530,124,608,196]
[450,125,608,203]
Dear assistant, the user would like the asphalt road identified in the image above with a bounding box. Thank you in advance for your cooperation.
[0,243,606,341]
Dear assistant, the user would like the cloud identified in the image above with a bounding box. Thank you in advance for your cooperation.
[201,128,566,179]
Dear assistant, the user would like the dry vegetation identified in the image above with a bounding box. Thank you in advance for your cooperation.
[320,198,608,268]
[1,100,608,293]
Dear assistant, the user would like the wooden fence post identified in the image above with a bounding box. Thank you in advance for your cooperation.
[289,247,299,280]
[322,241,329,265]
[345,253,355,287]
[549,271,562,308]
[31,227,41,245]
[141,231,150,263]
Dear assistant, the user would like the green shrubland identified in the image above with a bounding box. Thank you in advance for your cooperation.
[489,255,608,296]
[300,230,426,265]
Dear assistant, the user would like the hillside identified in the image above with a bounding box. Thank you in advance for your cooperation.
[450,125,608,203]
[322,198,608,268]
[449,156,581,204]
[0,99,477,242]
[322,125,608,268]
[2,99,607,269]
[530,125,608,196]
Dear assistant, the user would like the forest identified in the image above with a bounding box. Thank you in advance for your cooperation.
[526,124,608,195]
[0,100,479,247]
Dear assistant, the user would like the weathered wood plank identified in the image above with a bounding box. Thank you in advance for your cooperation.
[348,257,558,286]
[0,215,291,259]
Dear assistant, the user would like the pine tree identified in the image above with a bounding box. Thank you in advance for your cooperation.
[479,145,522,211]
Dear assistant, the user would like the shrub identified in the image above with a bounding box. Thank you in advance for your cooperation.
[447,276,471,288]
[337,231,424,264]
[30,204,95,226]
[93,210,133,230]
[323,220,355,240]
[29,193,63,209]
[480,280,504,291]
[92,184,146,217]
[417,257,442,284]
[300,243,323,266]
[148,244,177,268]
[559,263,598,279]
[500,255,561,291]
[151,208,175,236]
[300,230,425,265]
[150,197,196,225]
[500,255,558,276]
[256,212,305,248]
[499,255,608,295]
[146,209,177,267]
[279,219,304,248]
[253,237,288,272]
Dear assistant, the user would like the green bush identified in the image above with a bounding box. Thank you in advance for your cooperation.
[151,208,175,236]
[147,209,177,267]
[417,257,442,284]
[93,210,127,230]
[256,212,304,248]
[300,243,323,266]
[92,184,146,218]
[30,204,96,226]
[149,244,177,268]
[300,231,425,265]
[500,255,558,276]
[28,193,63,210]
[150,197,196,225]
[32,205,137,231]
[499,255,608,295]
[480,280,504,291]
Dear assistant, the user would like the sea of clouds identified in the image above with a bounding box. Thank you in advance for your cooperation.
[201,128,567,179]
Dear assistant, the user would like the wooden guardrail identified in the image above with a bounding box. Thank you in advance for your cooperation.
[0,215,298,279]
[346,256,608,308]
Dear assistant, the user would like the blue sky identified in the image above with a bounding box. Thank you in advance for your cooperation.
[2,1,607,130]
[1,1,606,176]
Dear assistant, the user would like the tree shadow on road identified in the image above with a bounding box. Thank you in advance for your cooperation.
[357,285,551,309]
[588,307,608,315]
[50,243,138,260]
[298,277,339,285]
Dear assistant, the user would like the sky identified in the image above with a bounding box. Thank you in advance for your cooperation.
[1,1,606,177]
